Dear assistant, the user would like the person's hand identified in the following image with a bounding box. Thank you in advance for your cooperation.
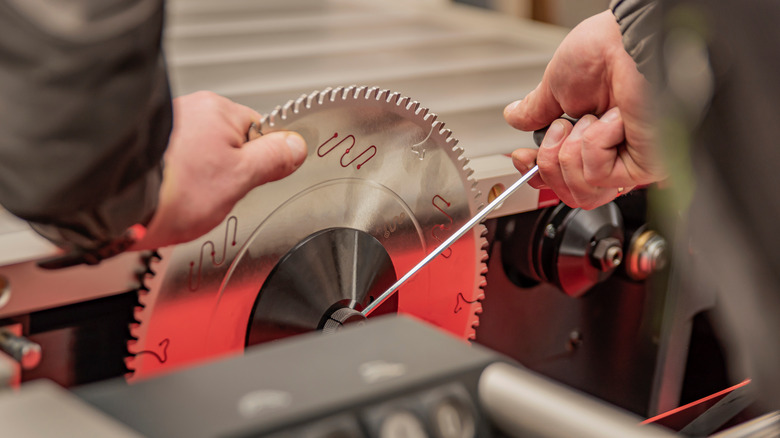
[504,10,665,209]
[132,91,307,250]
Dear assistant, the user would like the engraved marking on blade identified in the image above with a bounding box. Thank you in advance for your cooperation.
[359,360,407,384]
[454,293,478,314]
[317,132,376,169]
[135,338,170,364]
[237,390,293,418]
[188,216,238,291]
[432,195,454,258]
[411,124,435,160]
[383,212,406,238]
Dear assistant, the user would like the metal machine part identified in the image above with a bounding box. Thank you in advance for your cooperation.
[127,86,488,380]
[0,329,41,370]
[479,362,676,438]
[710,412,780,438]
[0,380,143,438]
[246,227,393,344]
[627,228,668,281]
[501,202,625,298]
[81,316,678,438]
[0,323,36,388]
[82,316,500,438]
[477,192,666,416]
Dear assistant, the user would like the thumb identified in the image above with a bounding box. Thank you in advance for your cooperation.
[504,77,564,131]
[241,131,308,187]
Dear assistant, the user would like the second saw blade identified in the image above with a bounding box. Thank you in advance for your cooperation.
[246,227,397,346]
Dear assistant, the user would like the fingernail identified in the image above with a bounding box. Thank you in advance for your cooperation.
[504,100,521,114]
[568,117,595,139]
[600,107,621,123]
[542,120,565,147]
[286,133,307,164]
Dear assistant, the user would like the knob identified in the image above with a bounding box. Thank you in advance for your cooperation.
[0,330,41,370]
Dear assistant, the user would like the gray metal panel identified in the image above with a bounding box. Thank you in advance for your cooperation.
[0,380,143,438]
[78,316,501,438]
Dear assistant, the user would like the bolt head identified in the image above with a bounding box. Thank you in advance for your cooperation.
[544,224,557,239]
[592,238,623,272]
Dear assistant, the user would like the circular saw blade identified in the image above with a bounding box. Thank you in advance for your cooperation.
[127,86,488,381]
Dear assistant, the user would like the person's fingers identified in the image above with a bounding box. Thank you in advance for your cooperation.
[510,148,547,189]
[223,100,262,147]
[580,107,636,188]
[229,101,263,133]
[240,131,308,188]
[504,76,564,132]
[536,119,578,206]
[558,116,616,209]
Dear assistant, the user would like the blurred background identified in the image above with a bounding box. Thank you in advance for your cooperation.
[456,0,610,28]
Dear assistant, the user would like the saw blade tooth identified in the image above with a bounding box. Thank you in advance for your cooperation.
[338,86,351,101]
[351,85,366,100]
[133,306,145,322]
[281,99,295,119]
[335,86,346,100]
[375,88,390,102]
[136,293,147,307]
[317,87,333,105]
[439,127,455,144]
[386,91,401,105]
[397,96,411,108]
[305,90,319,109]
[437,125,456,144]
[259,113,271,128]
[267,105,283,126]
[364,86,380,100]
[293,94,308,113]
[406,100,420,113]
[331,86,344,101]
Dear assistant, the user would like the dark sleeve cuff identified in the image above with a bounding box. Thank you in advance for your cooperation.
[610,0,662,81]
[29,163,162,252]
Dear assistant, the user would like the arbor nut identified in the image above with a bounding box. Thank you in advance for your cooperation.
[592,237,624,272]
[640,237,667,273]
[627,230,668,280]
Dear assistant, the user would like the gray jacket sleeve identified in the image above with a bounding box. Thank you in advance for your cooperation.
[0,0,171,251]
[610,0,661,81]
